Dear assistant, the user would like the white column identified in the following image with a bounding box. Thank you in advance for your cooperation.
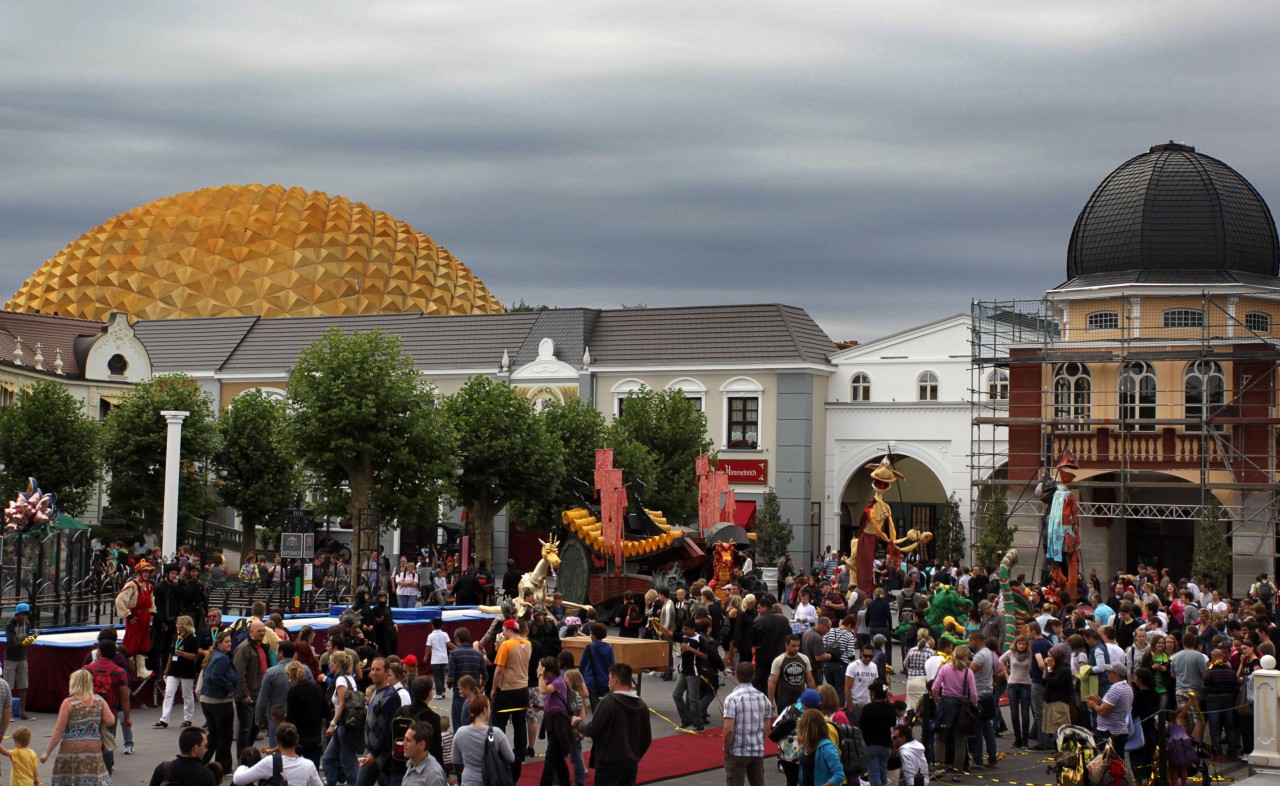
[160,410,190,560]
[1251,665,1280,772]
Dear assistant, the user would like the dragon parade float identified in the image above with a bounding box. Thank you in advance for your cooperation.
[554,450,765,608]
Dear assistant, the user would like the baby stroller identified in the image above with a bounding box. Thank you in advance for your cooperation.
[1051,725,1136,786]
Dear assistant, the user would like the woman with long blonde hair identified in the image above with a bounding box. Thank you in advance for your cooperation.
[797,708,843,786]
[41,670,113,786]
[156,614,200,727]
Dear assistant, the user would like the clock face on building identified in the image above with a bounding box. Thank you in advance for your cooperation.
[528,386,564,412]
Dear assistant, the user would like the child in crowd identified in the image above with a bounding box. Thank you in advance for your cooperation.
[438,716,454,782]
[1166,706,1197,786]
[0,727,39,786]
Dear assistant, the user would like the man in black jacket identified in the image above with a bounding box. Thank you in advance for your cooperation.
[574,663,652,786]
[152,564,184,675]
[359,657,404,786]
[147,726,216,786]
[750,593,791,693]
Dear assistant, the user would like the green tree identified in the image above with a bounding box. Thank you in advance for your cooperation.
[754,487,794,563]
[612,387,712,524]
[217,389,298,553]
[933,493,966,564]
[444,376,563,563]
[0,380,101,517]
[975,489,1014,569]
[287,327,456,590]
[102,374,218,536]
[509,398,660,531]
[1192,500,1233,592]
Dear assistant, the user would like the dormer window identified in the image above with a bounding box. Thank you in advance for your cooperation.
[850,373,871,402]
[1087,311,1119,331]
[107,354,128,375]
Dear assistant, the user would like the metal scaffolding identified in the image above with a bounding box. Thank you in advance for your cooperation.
[969,291,1280,577]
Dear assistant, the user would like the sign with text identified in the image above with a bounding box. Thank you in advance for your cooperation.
[719,459,768,485]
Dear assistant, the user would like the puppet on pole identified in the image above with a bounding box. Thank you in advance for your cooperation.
[844,456,933,594]
[1037,449,1082,603]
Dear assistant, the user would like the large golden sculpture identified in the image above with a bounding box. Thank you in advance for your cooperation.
[6,184,505,320]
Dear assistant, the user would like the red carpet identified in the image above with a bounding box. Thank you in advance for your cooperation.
[518,726,777,784]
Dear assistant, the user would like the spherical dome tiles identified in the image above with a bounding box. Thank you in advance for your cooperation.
[6,184,505,320]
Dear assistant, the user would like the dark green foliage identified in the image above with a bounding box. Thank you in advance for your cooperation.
[0,380,100,517]
[754,488,793,563]
[102,374,218,532]
[1192,500,1233,593]
[444,375,563,562]
[933,493,966,564]
[216,389,298,552]
[975,489,1014,569]
[611,387,712,525]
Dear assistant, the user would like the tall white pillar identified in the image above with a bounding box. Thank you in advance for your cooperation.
[1251,665,1280,772]
[160,410,190,561]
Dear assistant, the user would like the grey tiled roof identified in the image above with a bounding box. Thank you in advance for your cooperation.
[1067,143,1279,280]
[0,312,105,378]
[133,316,258,373]
[586,304,835,366]
[132,303,835,375]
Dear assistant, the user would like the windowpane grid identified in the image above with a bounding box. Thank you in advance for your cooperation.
[917,372,938,401]
[728,396,759,449]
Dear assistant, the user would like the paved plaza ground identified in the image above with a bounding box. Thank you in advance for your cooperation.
[6,626,1257,786]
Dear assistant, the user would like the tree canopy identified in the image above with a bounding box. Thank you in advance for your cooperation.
[974,488,1014,569]
[0,380,100,517]
[287,327,456,582]
[509,397,659,531]
[217,389,298,553]
[102,374,218,534]
[611,387,711,524]
[444,375,563,563]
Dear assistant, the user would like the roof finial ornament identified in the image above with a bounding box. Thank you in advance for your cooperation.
[54,348,64,376]
[500,349,510,372]
[582,346,592,369]
[32,343,43,372]
[13,337,23,367]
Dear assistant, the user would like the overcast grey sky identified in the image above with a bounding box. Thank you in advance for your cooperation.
[2,3,1277,343]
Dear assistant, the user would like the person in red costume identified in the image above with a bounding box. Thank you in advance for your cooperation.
[1038,450,1082,602]
[845,457,932,595]
[115,559,157,678]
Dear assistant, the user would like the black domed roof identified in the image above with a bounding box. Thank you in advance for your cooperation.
[1066,142,1279,282]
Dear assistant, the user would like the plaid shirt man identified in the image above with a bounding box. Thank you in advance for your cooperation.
[905,645,935,677]
[723,681,773,757]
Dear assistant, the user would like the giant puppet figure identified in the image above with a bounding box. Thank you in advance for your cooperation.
[844,456,933,594]
[115,559,157,678]
[1037,449,1082,602]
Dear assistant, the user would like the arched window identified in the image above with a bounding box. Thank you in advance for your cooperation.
[1053,362,1091,429]
[1245,312,1271,334]
[850,373,871,402]
[917,371,938,401]
[987,369,1009,401]
[1163,309,1204,329]
[1184,360,1225,433]
[666,378,706,412]
[1087,311,1119,331]
[1119,361,1157,431]
[610,378,646,418]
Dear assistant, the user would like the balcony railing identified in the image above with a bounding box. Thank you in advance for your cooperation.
[1053,428,1222,468]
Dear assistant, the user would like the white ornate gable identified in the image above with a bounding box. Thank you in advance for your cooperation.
[510,337,578,381]
[84,313,152,383]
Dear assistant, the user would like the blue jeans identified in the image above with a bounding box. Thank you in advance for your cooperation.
[969,695,997,765]
[1007,684,1031,743]
[934,696,964,769]
[866,744,892,786]
[323,725,360,786]
[569,738,586,786]
[266,717,278,748]
[1205,696,1238,757]
[451,690,468,734]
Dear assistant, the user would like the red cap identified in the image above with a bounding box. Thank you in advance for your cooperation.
[401,654,418,667]
[502,619,519,630]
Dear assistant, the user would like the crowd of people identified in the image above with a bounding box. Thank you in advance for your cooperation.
[10,537,1278,786]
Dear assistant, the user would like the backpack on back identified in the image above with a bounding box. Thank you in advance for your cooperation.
[624,604,642,628]
[1259,582,1275,606]
[261,752,285,786]
[227,617,252,651]
[389,713,414,762]
[826,719,868,778]
[339,676,367,731]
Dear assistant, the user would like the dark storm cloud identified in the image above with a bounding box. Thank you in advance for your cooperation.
[2,2,1279,342]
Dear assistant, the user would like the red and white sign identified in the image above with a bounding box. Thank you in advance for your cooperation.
[719,459,768,485]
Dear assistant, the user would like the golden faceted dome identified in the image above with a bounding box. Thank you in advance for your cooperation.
[6,184,505,320]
